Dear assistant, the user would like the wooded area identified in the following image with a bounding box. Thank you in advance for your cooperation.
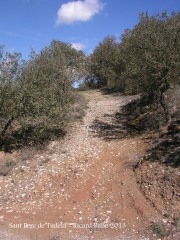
[0,12,179,149]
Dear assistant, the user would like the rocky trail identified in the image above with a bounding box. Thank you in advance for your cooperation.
[0,91,174,240]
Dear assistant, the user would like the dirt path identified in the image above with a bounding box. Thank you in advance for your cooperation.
[0,91,161,240]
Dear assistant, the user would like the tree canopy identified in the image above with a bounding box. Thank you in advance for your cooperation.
[0,41,85,146]
[87,12,180,97]
[1,11,179,147]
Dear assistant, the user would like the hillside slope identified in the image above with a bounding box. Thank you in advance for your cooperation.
[0,90,179,240]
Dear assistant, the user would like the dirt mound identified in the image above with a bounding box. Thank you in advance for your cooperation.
[111,94,180,239]
[134,114,180,239]
[147,119,180,167]
[120,96,167,134]
[135,160,180,239]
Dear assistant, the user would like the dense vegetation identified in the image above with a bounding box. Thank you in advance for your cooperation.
[85,12,180,120]
[0,11,179,149]
[0,41,85,148]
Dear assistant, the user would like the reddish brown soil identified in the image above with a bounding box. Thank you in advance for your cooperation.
[0,91,179,240]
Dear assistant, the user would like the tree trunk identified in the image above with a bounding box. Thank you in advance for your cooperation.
[0,116,14,138]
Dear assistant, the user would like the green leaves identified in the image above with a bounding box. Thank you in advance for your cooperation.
[87,36,124,89]
[0,41,85,146]
[121,12,180,97]
[87,12,179,97]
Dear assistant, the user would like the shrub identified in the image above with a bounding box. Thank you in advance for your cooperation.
[0,41,85,148]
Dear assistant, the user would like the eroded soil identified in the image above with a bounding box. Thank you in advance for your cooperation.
[0,91,178,240]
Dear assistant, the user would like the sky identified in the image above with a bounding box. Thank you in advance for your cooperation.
[0,0,180,59]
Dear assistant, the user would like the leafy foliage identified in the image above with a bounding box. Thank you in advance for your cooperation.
[1,11,180,149]
[0,46,23,137]
[86,12,180,119]
[0,41,85,148]
[85,36,125,89]
[121,12,180,100]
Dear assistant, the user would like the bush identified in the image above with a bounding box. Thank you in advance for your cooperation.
[0,41,85,149]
